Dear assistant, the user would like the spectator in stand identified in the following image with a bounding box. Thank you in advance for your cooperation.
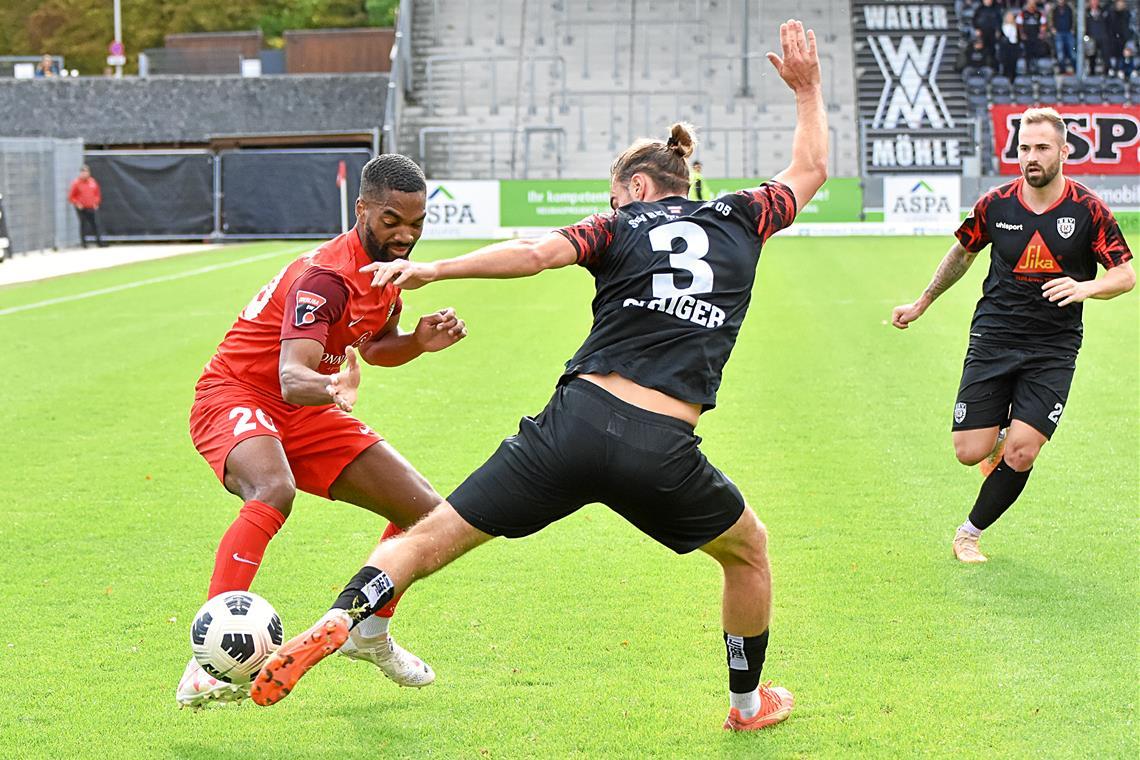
[957,29,998,72]
[34,54,60,78]
[1050,0,1076,73]
[68,165,106,248]
[1123,42,1137,80]
[998,10,1022,79]
[974,0,1004,56]
[1085,0,1113,75]
[1017,0,1048,63]
[1107,0,1134,77]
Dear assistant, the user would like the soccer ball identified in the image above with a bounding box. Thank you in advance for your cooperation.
[190,591,283,683]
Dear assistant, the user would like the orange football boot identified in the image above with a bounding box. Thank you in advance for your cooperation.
[251,610,350,706]
[723,681,795,731]
[979,428,1007,478]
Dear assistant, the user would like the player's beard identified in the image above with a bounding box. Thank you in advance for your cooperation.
[1023,157,1060,188]
[360,224,413,263]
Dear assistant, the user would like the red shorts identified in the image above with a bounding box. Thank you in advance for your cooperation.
[189,377,381,499]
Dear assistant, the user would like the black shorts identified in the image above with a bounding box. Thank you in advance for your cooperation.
[448,378,746,554]
[953,339,1077,439]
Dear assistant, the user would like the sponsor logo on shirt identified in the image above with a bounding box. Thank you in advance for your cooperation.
[294,290,327,327]
[995,221,1023,231]
[1013,231,1060,274]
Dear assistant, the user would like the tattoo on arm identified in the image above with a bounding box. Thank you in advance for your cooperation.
[922,243,976,302]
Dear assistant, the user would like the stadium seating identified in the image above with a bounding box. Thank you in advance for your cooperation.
[396,0,858,179]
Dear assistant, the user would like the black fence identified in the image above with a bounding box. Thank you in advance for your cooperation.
[85,148,371,240]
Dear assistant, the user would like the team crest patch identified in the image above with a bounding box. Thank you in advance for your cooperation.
[294,290,327,326]
[954,402,967,424]
[1056,217,1075,239]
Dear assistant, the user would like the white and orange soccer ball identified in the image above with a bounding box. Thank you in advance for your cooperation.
[190,591,283,684]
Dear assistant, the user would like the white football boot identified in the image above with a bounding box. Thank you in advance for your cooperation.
[176,656,250,709]
[338,629,435,687]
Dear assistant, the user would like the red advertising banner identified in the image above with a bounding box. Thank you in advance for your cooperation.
[990,104,1140,176]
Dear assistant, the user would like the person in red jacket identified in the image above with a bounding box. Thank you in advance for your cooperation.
[68,165,106,248]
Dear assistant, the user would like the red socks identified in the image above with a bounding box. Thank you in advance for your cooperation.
[374,522,404,618]
[207,500,287,599]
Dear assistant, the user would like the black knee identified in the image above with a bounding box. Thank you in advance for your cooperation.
[248,480,296,518]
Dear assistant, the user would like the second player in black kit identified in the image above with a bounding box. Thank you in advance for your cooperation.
[953,176,1131,438]
[893,107,1134,564]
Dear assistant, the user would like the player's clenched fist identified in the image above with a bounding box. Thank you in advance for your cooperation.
[891,300,928,329]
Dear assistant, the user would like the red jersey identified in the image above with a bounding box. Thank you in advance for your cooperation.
[200,229,402,398]
[68,177,101,209]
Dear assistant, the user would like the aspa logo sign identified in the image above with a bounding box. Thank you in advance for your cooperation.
[422,180,500,239]
[892,179,954,215]
[426,185,475,226]
[884,174,961,229]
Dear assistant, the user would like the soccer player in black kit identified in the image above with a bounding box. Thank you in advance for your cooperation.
[892,107,1134,563]
[251,20,828,731]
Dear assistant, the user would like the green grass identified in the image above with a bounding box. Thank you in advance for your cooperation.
[0,236,1136,758]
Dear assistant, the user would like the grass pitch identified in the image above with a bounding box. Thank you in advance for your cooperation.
[0,237,1135,758]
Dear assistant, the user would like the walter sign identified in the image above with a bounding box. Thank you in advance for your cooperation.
[421,180,500,239]
[853,0,970,173]
[884,174,961,230]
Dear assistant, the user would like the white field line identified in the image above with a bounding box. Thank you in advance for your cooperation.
[0,245,313,318]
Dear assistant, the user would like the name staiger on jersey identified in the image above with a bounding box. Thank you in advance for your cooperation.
[199,230,402,398]
[555,181,798,410]
[955,177,1132,351]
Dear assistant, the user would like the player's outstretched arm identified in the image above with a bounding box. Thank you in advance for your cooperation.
[1042,259,1136,307]
[768,20,829,214]
[360,233,577,290]
[891,241,979,329]
[359,307,468,366]
[279,339,360,411]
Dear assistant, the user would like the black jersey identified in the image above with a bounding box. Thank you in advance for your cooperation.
[555,181,798,410]
[954,177,1132,351]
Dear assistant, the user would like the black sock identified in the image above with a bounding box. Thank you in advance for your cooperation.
[725,630,769,694]
[331,566,395,627]
[968,457,1032,530]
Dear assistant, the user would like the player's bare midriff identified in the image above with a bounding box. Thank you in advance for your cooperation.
[578,372,701,427]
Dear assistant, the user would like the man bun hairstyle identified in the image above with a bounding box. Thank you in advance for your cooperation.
[611,122,698,196]
[360,153,427,201]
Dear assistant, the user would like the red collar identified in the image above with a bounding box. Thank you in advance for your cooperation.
[1015,176,1070,216]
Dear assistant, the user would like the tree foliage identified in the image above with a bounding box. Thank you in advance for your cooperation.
[0,0,398,74]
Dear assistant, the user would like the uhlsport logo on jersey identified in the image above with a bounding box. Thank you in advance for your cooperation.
[1056,217,1076,239]
[294,290,327,326]
[423,180,500,239]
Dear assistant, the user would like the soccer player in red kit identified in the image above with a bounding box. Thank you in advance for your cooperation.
[177,154,468,707]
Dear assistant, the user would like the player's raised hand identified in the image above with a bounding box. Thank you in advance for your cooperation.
[414,307,468,352]
[326,347,361,412]
[1041,276,1091,307]
[766,20,821,93]
[891,301,927,330]
[359,259,437,290]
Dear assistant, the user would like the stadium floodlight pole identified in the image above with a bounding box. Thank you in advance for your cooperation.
[113,0,123,78]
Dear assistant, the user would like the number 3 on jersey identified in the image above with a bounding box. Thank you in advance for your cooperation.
[650,222,713,298]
